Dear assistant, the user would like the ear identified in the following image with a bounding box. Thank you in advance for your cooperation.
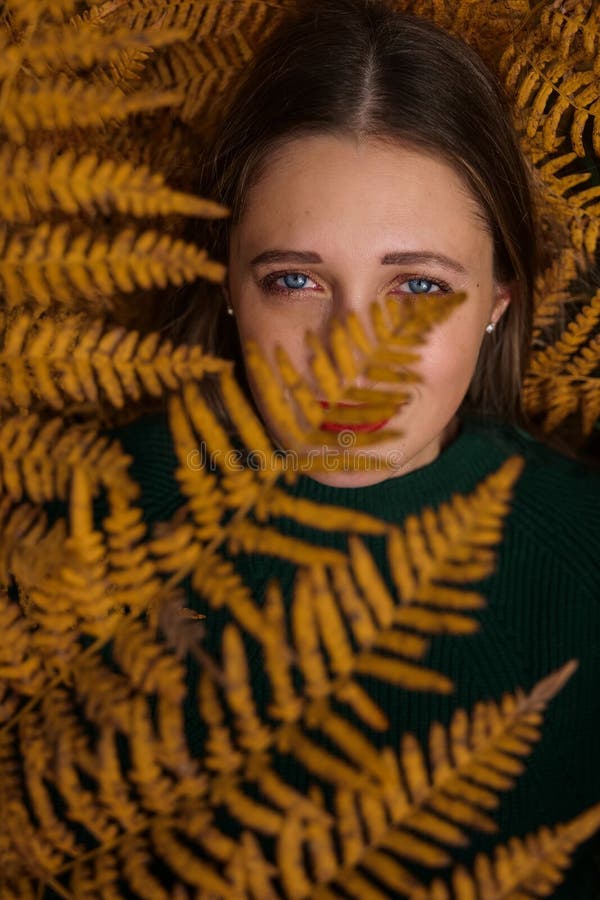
[491,280,513,323]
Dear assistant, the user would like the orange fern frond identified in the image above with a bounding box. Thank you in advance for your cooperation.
[0,584,46,719]
[524,291,600,433]
[264,663,578,898]
[499,1,600,156]
[244,664,574,898]
[531,246,580,341]
[0,146,227,224]
[0,493,53,585]
[144,37,252,125]
[0,412,130,503]
[0,74,183,144]
[0,224,225,309]
[523,135,600,255]
[3,0,79,28]
[0,21,189,81]
[96,0,291,46]
[524,371,600,435]
[528,289,600,374]
[387,456,524,607]
[0,311,230,412]
[410,799,600,900]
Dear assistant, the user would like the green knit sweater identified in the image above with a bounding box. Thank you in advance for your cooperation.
[100,408,600,899]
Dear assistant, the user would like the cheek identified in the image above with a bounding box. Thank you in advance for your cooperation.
[236,306,316,388]
[415,306,486,392]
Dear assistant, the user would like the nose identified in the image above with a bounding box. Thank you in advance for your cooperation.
[305,287,383,394]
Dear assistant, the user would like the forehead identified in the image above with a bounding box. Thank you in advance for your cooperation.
[234,134,491,264]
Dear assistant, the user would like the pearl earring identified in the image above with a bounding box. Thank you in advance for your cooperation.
[485,321,496,334]
[226,305,235,316]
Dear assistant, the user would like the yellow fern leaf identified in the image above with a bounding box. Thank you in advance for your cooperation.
[529,290,600,374]
[255,486,389,535]
[388,456,524,606]
[150,820,233,894]
[531,246,579,341]
[501,1,600,157]
[410,799,600,900]
[261,579,303,722]
[0,146,227,224]
[520,133,600,254]
[227,519,348,567]
[238,829,280,900]
[0,224,224,308]
[277,723,379,793]
[0,583,46,704]
[0,74,183,144]
[0,21,189,80]
[117,833,170,900]
[259,663,578,899]
[4,0,77,27]
[221,623,272,754]
[348,534,396,626]
[199,669,243,775]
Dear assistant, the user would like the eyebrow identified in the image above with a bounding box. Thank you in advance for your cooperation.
[250,249,467,275]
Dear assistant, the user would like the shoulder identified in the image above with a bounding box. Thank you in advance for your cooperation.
[464,415,600,587]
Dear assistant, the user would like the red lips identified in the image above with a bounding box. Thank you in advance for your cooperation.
[318,400,392,433]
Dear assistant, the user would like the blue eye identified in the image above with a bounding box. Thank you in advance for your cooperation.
[281,273,311,290]
[261,271,320,295]
[392,275,451,297]
[407,278,436,294]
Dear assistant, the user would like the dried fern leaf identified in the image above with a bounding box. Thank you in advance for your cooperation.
[249,463,523,734]
[0,73,183,144]
[528,290,600,374]
[227,521,348,568]
[268,663,577,898]
[0,311,230,412]
[4,0,78,27]
[143,36,251,125]
[410,799,600,899]
[531,246,579,341]
[0,413,96,502]
[524,371,600,434]
[255,486,389,535]
[524,291,600,433]
[521,134,600,254]
[221,622,272,755]
[381,661,578,841]
[96,0,290,47]
[0,224,225,308]
[199,666,244,775]
[500,0,600,157]
[260,579,303,723]
[148,819,235,894]
[117,832,175,900]
[388,456,524,606]
[0,584,46,714]
[0,20,189,80]
[0,146,228,224]
[190,546,268,643]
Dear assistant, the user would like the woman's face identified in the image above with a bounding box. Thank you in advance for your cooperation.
[227,134,512,486]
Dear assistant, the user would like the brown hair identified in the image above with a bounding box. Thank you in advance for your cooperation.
[162,0,588,460]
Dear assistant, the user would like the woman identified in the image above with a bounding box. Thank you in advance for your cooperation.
[112,0,600,896]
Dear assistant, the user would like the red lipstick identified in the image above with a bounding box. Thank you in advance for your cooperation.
[318,400,392,433]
